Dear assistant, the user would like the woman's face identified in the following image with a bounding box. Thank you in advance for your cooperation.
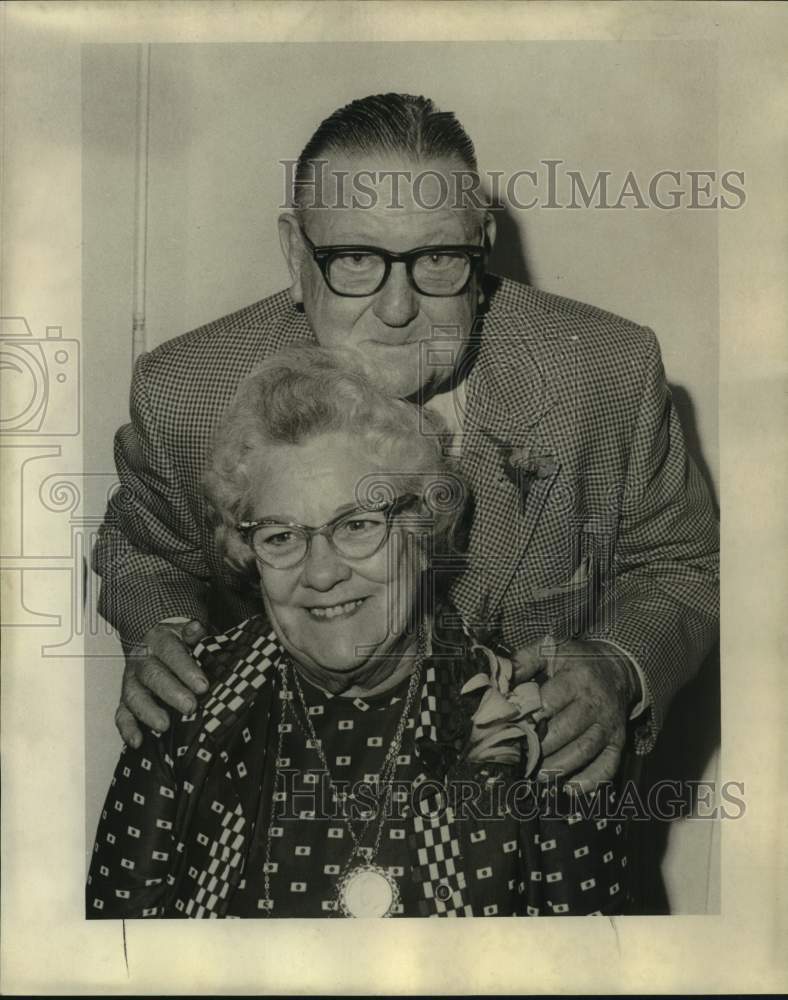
[248,432,424,689]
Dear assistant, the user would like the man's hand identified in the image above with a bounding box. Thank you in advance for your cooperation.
[116,620,210,748]
[513,638,639,793]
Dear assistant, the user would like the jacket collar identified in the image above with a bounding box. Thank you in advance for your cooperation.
[239,278,558,440]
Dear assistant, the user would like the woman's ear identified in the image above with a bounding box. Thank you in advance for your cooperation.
[278,212,305,304]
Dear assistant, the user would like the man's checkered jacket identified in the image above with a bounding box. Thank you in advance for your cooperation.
[93,274,719,754]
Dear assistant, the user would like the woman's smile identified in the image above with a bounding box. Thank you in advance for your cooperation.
[304,596,369,621]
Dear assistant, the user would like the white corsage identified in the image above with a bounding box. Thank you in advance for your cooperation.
[460,644,543,776]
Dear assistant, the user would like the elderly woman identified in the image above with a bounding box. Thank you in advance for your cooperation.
[87,346,628,919]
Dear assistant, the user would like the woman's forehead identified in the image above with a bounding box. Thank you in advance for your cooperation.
[249,434,387,520]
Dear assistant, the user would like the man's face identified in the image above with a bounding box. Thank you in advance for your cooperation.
[279,154,495,398]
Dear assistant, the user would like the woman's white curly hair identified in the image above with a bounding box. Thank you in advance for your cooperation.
[203,343,471,577]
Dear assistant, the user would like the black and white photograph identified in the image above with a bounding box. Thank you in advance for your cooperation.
[1,1,786,994]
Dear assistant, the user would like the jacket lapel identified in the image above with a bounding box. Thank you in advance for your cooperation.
[450,318,561,633]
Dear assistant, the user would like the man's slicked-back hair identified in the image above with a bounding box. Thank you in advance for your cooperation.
[294,93,478,210]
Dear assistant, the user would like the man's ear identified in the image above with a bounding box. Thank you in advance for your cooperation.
[477,210,497,308]
[278,212,305,304]
[482,210,497,252]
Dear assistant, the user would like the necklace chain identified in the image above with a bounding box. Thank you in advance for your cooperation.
[260,635,425,914]
[289,659,421,846]
[289,649,423,860]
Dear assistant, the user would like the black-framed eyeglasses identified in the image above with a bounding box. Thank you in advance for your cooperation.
[238,494,420,570]
[299,226,485,298]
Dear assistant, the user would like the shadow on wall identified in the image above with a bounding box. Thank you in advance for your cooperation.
[631,388,720,914]
[487,206,532,286]
[633,642,721,914]
[490,214,721,914]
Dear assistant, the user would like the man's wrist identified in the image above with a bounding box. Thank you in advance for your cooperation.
[127,618,203,660]
[155,616,192,638]
[587,639,644,713]
[619,657,641,709]
[126,642,149,662]
[145,617,200,641]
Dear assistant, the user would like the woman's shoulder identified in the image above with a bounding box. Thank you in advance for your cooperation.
[426,605,544,780]
[185,616,283,738]
[428,604,506,677]
[192,615,278,685]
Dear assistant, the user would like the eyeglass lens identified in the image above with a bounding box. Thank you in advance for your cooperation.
[328,250,471,296]
[252,509,390,568]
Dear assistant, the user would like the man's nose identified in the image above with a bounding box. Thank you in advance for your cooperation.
[300,534,352,590]
[372,262,419,328]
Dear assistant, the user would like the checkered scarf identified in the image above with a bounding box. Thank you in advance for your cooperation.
[165,614,483,917]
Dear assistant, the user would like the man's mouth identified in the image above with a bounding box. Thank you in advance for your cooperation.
[365,333,422,349]
[305,597,368,621]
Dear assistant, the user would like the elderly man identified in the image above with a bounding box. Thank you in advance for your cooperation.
[93,92,718,797]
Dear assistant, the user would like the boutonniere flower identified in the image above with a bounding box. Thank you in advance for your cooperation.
[460,643,544,776]
[504,448,558,487]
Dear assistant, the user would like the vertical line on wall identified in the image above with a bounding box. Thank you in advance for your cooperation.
[131,44,151,366]
[705,748,722,912]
